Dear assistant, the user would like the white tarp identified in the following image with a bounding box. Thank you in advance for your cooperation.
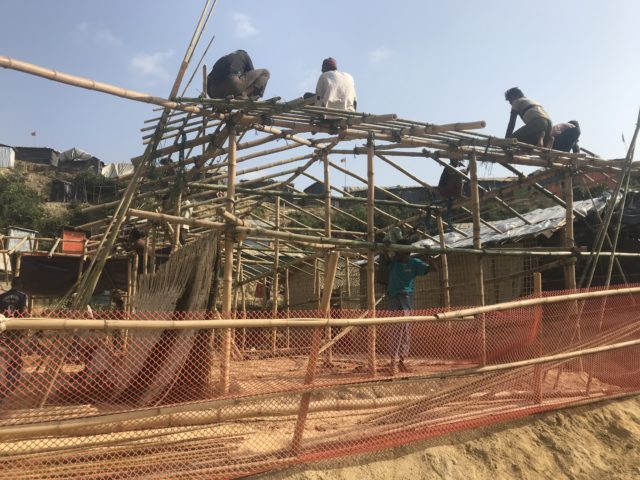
[59,147,93,163]
[102,163,134,178]
[0,145,15,169]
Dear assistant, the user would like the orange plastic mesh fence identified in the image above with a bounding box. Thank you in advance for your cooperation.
[1,285,640,478]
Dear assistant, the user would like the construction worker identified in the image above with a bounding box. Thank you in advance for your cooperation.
[306,57,357,113]
[552,120,581,153]
[504,87,553,148]
[207,50,270,100]
[381,239,432,375]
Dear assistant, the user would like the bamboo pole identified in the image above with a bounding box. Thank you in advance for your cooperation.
[8,285,640,331]
[469,153,486,365]
[219,122,237,395]
[532,272,543,404]
[149,224,156,273]
[563,172,577,290]
[271,197,280,353]
[322,152,334,363]
[291,250,340,453]
[366,135,377,377]
[1,395,422,443]
[437,215,451,309]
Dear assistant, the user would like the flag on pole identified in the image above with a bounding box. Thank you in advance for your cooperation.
[30,131,36,136]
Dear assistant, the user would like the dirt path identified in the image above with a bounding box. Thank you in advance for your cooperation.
[256,395,640,480]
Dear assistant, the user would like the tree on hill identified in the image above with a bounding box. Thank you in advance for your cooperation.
[0,172,69,236]
[0,172,45,231]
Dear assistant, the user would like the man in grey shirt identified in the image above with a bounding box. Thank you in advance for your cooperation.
[504,87,553,148]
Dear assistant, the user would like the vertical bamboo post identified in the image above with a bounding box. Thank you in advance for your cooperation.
[285,267,291,349]
[366,135,377,377]
[272,197,280,354]
[532,272,543,404]
[437,215,451,308]
[202,65,207,158]
[437,214,453,358]
[173,192,183,250]
[322,152,333,364]
[469,153,486,365]
[233,244,243,312]
[291,251,340,453]
[131,252,138,301]
[142,234,148,275]
[564,170,582,373]
[149,225,156,273]
[126,255,133,313]
[313,258,318,297]
[219,122,237,395]
[345,258,351,298]
[564,172,576,290]
[77,240,86,284]
[315,259,321,309]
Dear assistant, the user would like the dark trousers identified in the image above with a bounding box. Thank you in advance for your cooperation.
[512,117,552,147]
[553,127,581,152]
[207,70,270,99]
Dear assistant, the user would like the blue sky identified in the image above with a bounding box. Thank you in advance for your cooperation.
[1,0,639,187]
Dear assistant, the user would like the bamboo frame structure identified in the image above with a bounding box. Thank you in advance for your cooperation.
[3,10,640,479]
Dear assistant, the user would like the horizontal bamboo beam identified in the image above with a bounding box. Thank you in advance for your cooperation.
[7,285,640,331]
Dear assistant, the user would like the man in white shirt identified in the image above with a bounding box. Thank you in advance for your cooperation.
[313,57,357,113]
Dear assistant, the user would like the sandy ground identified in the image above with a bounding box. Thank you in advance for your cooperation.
[256,395,640,480]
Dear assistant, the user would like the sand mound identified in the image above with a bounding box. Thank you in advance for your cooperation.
[259,395,640,480]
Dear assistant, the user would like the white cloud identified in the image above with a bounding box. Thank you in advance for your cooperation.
[232,12,258,38]
[129,50,175,84]
[74,22,123,48]
[369,47,392,65]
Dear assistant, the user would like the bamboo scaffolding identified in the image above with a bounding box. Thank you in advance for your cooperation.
[127,208,640,259]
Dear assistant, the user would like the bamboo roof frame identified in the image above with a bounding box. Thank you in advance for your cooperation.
[1,47,639,302]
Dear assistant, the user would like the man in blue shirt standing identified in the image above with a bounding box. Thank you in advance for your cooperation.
[383,239,432,375]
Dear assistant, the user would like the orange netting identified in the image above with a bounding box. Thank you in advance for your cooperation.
[1,285,639,479]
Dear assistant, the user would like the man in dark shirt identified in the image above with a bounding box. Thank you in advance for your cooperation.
[0,277,28,403]
[207,50,270,100]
